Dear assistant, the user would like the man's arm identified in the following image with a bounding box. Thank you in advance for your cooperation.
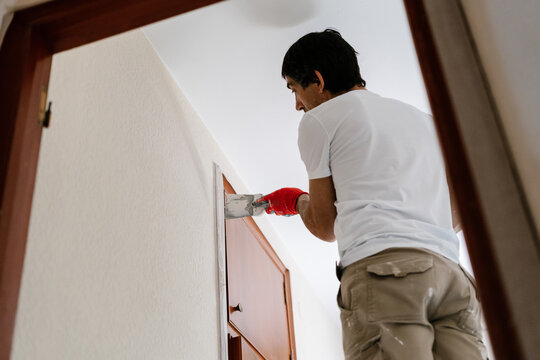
[296,176,337,242]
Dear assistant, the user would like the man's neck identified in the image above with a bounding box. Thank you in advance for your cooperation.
[351,85,366,91]
[329,85,366,100]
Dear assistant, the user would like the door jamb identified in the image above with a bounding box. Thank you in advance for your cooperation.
[404,1,539,359]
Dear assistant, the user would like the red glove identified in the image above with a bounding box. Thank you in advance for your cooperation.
[259,188,307,216]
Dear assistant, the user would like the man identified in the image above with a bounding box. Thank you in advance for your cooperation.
[258,29,487,359]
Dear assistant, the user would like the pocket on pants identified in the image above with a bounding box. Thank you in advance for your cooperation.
[366,255,434,322]
[338,283,383,359]
[337,285,352,314]
[338,281,363,311]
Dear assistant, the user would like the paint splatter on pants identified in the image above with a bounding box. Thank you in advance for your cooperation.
[337,248,488,360]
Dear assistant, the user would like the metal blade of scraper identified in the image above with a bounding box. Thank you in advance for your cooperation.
[224,194,269,219]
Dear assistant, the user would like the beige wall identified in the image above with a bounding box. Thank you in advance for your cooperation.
[460,0,540,230]
[11,30,343,359]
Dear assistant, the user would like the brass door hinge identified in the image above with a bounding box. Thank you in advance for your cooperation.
[39,86,52,128]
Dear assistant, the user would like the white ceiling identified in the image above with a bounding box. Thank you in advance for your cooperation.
[143,0,430,326]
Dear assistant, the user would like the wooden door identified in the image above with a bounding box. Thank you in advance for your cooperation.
[224,179,295,360]
[228,334,264,360]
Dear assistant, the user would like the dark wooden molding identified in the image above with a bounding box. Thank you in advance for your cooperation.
[15,0,222,53]
[0,1,222,358]
[0,18,52,357]
[403,1,534,359]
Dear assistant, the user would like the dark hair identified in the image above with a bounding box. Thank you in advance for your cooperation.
[281,29,366,94]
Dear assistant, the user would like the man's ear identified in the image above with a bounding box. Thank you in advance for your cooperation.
[314,70,325,93]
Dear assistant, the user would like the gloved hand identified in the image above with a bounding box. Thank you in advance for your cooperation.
[258,188,307,216]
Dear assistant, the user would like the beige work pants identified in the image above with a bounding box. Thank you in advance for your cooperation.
[337,248,487,360]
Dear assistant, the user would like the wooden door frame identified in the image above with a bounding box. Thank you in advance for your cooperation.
[0,0,537,359]
[404,1,539,359]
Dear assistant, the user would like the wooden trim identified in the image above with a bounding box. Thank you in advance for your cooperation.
[403,1,539,359]
[15,0,222,53]
[0,1,222,358]
[214,164,228,360]
[0,19,52,356]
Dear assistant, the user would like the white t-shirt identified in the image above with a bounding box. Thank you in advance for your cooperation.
[297,90,459,267]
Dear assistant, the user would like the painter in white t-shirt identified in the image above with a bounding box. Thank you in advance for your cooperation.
[297,89,459,267]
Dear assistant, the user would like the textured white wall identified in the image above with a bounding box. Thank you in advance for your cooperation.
[460,0,540,230]
[10,30,343,359]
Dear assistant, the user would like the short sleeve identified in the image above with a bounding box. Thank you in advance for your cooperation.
[297,114,331,179]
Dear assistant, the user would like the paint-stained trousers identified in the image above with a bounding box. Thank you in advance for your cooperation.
[337,248,488,360]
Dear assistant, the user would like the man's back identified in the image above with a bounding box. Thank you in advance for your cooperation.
[298,90,458,266]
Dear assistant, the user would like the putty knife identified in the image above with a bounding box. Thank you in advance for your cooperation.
[224,194,269,219]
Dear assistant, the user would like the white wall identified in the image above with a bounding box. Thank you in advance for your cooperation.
[11,30,343,359]
[460,0,540,230]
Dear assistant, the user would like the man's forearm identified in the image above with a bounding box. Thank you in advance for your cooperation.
[296,194,336,242]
